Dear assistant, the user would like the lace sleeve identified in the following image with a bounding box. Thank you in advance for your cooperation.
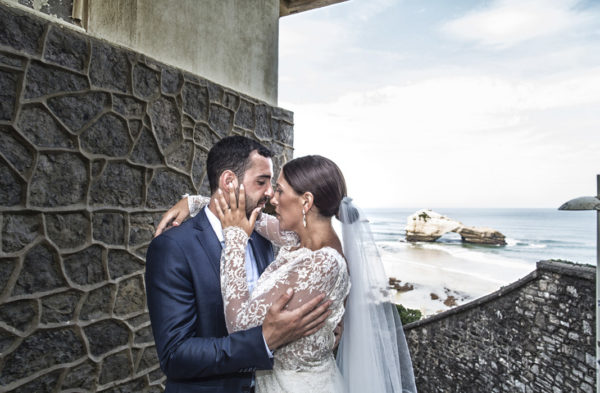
[220,230,345,334]
[187,195,211,217]
[254,212,300,247]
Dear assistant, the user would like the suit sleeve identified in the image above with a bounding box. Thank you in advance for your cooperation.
[145,234,273,380]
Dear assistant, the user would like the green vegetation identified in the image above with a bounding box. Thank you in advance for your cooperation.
[396,304,422,325]
[418,211,430,222]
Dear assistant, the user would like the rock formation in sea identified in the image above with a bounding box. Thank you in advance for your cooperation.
[405,209,506,245]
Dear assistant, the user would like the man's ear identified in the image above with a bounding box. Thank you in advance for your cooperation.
[219,170,238,192]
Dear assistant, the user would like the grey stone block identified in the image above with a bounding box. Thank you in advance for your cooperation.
[100,350,132,385]
[24,61,88,99]
[0,69,18,121]
[114,275,146,316]
[234,99,255,130]
[0,258,17,295]
[63,244,107,286]
[182,82,209,121]
[161,68,183,95]
[12,243,67,296]
[134,63,160,99]
[107,249,144,280]
[2,213,41,253]
[0,50,26,68]
[0,328,85,384]
[79,284,115,321]
[166,140,194,171]
[0,159,24,206]
[43,26,88,72]
[29,152,88,207]
[90,161,144,207]
[113,94,146,118]
[81,113,132,157]
[0,6,45,56]
[255,104,272,140]
[208,104,233,137]
[61,360,99,391]
[89,40,130,93]
[146,168,194,209]
[0,125,35,176]
[45,211,89,249]
[0,299,37,332]
[40,290,81,323]
[130,127,163,165]
[47,91,110,133]
[93,211,125,245]
[17,105,76,149]
[149,96,182,151]
[84,319,130,357]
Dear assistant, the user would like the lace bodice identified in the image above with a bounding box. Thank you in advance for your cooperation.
[222,227,349,370]
[188,195,350,371]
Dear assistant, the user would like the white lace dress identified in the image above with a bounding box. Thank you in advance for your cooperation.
[188,196,350,393]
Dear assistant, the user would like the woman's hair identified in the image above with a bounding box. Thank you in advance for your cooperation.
[282,155,347,218]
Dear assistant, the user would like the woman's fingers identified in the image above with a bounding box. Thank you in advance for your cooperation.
[214,190,226,221]
[228,182,237,209]
[238,184,246,213]
[248,207,260,229]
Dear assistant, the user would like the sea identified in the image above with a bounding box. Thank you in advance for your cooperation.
[361,208,597,316]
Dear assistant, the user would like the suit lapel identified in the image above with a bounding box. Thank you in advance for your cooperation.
[192,210,222,279]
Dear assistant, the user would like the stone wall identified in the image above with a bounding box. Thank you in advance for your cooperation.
[404,260,596,393]
[0,3,293,392]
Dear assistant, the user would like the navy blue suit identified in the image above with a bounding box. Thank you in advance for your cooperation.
[146,209,274,392]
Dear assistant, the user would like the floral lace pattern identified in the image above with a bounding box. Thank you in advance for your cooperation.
[187,194,300,247]
[189,195,350,391]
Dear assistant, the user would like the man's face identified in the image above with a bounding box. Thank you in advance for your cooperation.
[240,151,274,216]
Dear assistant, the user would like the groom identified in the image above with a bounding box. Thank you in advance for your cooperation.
[146,136,332,393]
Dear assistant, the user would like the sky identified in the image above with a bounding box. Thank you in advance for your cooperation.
[278,0,600,208]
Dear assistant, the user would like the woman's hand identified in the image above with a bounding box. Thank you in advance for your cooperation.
[154,197,191,237]
[214,184,260,236]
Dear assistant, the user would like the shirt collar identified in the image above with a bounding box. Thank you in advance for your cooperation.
[204,206,224,243]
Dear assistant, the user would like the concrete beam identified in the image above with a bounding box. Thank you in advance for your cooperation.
[280,0,348,17]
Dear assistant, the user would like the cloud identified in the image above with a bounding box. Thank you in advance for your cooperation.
[286,70,600,207]
[440,0,596,48]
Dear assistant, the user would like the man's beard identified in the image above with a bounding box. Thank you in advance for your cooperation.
[245,195,269,218]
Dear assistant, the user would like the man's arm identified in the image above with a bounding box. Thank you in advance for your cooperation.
[145,235,272,379]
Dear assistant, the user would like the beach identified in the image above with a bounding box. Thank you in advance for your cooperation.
[363,208,596,317]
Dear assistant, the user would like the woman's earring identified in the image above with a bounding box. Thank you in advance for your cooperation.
[302,210,307,228]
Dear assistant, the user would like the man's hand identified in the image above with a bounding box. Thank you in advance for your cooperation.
[154,197,191,237]
[262,289,332,351]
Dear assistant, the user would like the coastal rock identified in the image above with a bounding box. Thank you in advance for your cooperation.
[405,209,461,242]
[405,209,506,246]
[456,226,507,246]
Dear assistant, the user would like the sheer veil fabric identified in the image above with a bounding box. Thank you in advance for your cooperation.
[336,197,417,393]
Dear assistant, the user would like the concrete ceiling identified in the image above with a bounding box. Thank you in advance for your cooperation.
[280,0,348,17]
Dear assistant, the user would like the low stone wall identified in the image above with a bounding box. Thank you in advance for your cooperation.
[0,3,293,392]
[404,260,596,393]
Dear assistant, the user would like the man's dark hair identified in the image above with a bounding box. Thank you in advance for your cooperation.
[206,136,272,193]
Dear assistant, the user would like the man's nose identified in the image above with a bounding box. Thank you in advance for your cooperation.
[265,185,274,198]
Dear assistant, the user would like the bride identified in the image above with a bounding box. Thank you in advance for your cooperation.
[157,155,416,393]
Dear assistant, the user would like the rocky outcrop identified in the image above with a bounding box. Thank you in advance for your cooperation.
[405,210,461,242]
[406,209,506,245]
[456,226,507,245]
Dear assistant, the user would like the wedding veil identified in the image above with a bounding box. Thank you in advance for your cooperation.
[336,197,417,393]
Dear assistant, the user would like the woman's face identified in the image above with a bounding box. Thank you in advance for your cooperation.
[270,172,304,232]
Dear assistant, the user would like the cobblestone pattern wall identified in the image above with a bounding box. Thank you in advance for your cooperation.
[404,260,596,393]
[0,4,294,392]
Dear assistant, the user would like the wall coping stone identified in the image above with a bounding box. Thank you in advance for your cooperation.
[404,259,595,330]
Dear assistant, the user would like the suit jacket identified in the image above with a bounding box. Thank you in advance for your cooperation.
[146,209,274,393]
